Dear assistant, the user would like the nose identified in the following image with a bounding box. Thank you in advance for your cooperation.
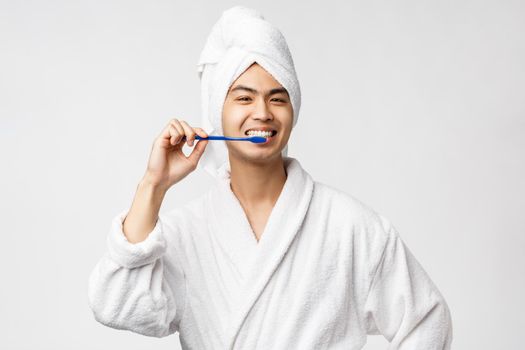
[252,97,274,121]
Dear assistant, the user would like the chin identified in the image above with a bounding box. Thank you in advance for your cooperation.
[234,148,283,164]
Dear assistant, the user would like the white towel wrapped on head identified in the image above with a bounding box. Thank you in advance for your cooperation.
[196,5,302,179]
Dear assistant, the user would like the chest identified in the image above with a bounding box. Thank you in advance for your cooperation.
[177,216,362,349]
[245,208,272,242]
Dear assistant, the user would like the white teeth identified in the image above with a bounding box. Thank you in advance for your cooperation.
[246,130,274,137]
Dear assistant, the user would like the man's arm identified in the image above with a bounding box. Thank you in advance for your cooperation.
[122,175,168,244]
[363,221,453,349]
[87,175,184,337]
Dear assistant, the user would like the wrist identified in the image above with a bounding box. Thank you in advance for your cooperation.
[139,174,169,195]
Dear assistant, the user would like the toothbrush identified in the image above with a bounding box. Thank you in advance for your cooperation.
[183,135,268,144]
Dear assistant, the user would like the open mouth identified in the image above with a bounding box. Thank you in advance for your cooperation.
[245,130,278,138]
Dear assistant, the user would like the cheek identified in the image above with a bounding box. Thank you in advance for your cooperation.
[281,109,294,130]
[222,112,245,133]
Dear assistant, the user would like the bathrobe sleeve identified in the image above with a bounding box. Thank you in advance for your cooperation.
[87,208,186,338]
[363,218,453,349]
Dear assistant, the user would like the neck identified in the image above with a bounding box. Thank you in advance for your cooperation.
[229,156,288,209]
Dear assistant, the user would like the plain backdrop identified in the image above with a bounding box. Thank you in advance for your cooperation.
[1,0,524,349]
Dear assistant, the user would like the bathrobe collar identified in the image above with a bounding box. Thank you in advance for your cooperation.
[207,156,315,348]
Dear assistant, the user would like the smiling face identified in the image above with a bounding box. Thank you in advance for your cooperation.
[222,62,294,164]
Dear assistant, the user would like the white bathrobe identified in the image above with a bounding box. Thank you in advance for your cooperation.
[88,156,453,349]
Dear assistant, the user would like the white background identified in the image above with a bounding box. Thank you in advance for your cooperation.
[1,0,524,349]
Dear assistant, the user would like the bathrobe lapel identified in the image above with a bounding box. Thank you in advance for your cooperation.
[208,156,315,349]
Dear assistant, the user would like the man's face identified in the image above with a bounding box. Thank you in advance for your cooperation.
[222,62,293,163]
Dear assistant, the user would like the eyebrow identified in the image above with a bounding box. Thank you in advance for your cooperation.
[228,84,289,97]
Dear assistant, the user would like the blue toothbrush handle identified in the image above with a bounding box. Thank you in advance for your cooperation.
[194,135,231,140]
[187,135,267,143]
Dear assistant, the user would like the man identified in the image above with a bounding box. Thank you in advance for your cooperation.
[88,6,453,349]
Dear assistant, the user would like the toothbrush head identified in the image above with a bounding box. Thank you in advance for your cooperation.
[248,136,267,143]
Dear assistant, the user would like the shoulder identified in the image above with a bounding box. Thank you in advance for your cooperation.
[312,180,394,236]
[312,181,380,222]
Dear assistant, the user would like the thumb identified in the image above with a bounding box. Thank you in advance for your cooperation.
[187,139,208,165]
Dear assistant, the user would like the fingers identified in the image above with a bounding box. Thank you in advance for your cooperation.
[186,126,209,166]
[159,118,210,148]
[179,123,210,147]
[169,119,185,146]
[187,133,208,165]
[158,119,183,146]
[193,127,209,139]
[179,120,197,147]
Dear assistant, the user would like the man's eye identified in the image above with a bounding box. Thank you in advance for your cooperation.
[236,97,286,102]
